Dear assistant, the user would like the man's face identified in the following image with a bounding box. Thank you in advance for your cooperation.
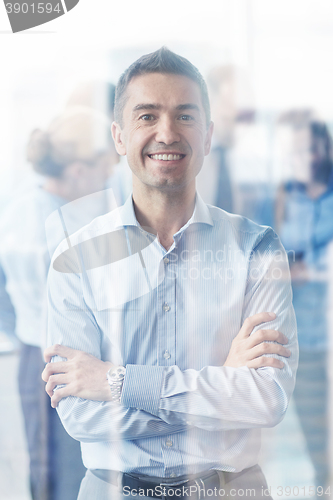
[112,73,213,195]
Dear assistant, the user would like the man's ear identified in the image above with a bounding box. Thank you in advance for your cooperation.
[204,121,214,156]
[111,122,126,156]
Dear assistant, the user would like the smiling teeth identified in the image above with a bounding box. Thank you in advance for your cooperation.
[151,154,182,160]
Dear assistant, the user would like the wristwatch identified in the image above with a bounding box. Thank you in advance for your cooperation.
[107,366,126,403]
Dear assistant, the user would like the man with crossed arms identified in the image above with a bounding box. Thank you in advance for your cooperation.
[42,48,298,500]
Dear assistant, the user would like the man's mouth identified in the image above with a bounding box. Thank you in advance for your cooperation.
[148,154,185,161]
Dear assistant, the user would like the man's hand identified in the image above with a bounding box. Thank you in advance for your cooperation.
[223,312,291,369]
[42,344,115,408]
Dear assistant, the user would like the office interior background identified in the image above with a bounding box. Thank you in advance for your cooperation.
[1,0,333,498]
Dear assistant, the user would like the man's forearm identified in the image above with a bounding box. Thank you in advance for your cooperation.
[121,304,297,431]
[56,395,187,443]
[121,361,293,431]
[42,346,187,442]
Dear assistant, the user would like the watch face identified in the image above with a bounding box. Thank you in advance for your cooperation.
[107,366,126,382]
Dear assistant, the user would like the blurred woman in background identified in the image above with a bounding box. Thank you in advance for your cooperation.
[276,116,333,490]
[0,106,119,500]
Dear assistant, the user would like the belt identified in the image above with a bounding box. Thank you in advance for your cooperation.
[90,469,222,499]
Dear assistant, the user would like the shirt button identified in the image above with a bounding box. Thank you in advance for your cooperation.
[170,473,177,478]
[164,257,169,264]
[162,303,170,312]
[165,440,173,447]
[163,350,171,360]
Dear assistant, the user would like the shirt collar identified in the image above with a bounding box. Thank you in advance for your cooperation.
[115,192,213,231]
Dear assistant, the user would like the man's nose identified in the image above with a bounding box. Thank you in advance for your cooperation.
[154,117,180,144]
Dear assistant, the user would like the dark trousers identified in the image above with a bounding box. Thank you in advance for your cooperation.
[18,343,86,500]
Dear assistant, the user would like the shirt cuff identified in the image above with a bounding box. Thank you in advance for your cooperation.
[121,364,166,415]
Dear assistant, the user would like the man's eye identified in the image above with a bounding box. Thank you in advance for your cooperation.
[140,114,154,121]
[179,115,193,121]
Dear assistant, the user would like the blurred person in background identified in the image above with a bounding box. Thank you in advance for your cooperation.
[0,82,121,357]
[196,65,256,215]
[66,80,116,121]
[276,112,333,490]
[0,106,119,500]
[66,80,131,205]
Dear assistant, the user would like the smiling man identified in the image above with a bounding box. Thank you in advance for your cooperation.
[43,48,298,500]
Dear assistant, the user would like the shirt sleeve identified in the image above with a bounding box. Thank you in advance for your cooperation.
[47,250,187,443]
[121,229,298,431]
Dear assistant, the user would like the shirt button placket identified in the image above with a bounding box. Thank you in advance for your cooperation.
[158,252,175,367]
[162,435,180,479]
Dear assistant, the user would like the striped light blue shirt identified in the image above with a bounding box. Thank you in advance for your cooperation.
[47,193,298,476]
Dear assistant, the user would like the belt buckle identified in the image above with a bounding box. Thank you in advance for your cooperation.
[160,477,207,500]
[160,478,190,500]
[160,478,189,487]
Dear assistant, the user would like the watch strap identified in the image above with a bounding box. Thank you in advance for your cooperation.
[107,366,126,403]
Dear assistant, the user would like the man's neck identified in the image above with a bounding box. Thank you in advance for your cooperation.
[132,185,196,251]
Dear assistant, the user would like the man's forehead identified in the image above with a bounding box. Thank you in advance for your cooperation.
[125,72,203,107]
